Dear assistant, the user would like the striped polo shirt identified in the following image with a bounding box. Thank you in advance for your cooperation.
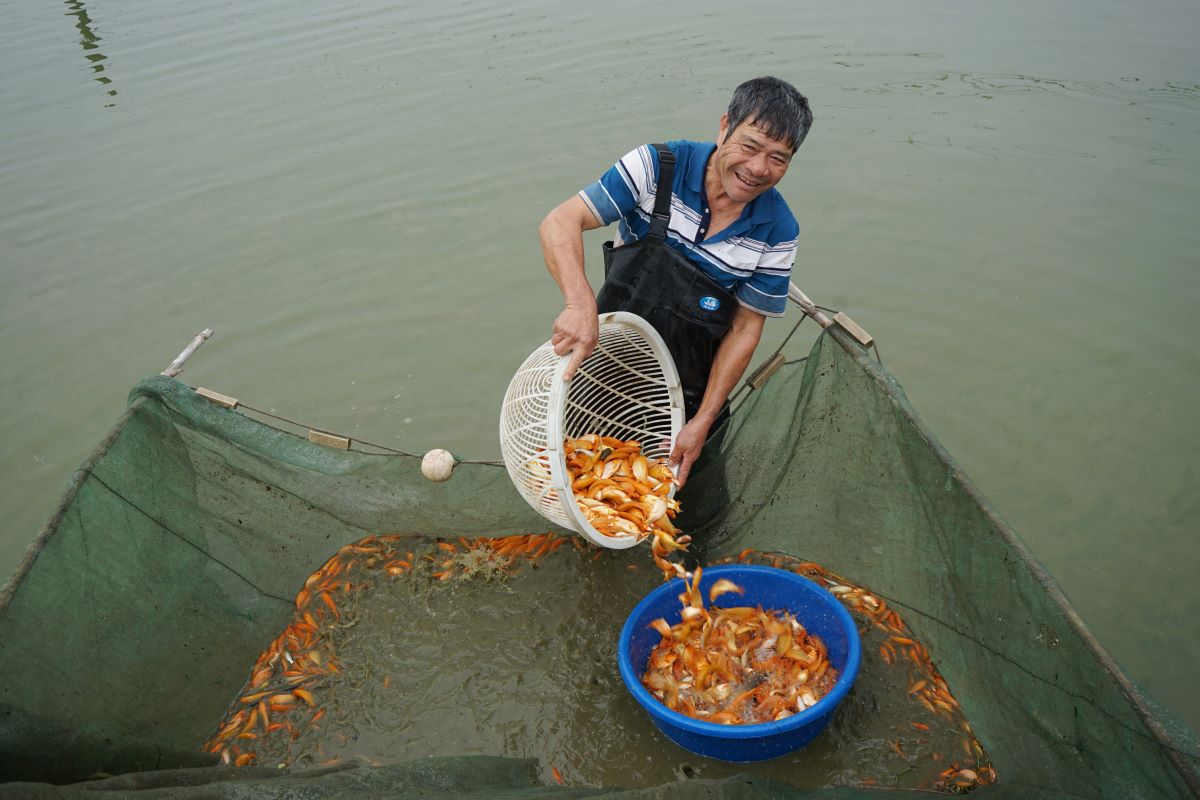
[578,140,798,317]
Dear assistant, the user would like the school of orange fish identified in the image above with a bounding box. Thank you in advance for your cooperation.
[723,548,998,793]
[201,527,998,791]
[563,434,690,579]
[200,531,571,767]
[641,565,840,725]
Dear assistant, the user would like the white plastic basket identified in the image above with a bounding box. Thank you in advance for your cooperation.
[499,312,685,549]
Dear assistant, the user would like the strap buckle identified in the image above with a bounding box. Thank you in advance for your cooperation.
[648,212,670,239]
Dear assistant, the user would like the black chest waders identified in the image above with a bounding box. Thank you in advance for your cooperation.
[594,143,737,423]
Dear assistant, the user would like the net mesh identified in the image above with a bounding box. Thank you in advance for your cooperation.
[0,330,1196,799]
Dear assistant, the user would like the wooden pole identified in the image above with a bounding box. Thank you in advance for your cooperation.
[161,328,214,377]
[788,283,874,347]
[787,282,833,328]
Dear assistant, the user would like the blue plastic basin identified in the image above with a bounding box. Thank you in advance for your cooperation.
[617,564,861,762]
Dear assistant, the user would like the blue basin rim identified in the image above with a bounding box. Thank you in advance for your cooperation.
[617,564,863,744]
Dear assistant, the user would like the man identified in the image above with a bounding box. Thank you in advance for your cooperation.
[540,76,812,488]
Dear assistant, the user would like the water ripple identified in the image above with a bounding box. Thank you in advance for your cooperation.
[1146,158,1200,171]
[854,71,1200,113]
[1012,143,1096,159]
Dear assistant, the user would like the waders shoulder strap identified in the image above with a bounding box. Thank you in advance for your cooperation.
[649,143,674,241]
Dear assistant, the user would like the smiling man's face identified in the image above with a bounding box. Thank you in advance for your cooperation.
[710,114,794,204]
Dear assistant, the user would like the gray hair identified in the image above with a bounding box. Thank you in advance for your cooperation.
[725,76,813,152]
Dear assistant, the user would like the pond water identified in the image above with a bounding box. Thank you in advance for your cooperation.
[2,0,1198,741]
[207,537,992,791]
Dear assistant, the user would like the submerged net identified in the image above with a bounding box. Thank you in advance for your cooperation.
[198,533,994,791]
[0,330,1196,799]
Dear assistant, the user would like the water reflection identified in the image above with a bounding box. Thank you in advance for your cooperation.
[64,0,117,103]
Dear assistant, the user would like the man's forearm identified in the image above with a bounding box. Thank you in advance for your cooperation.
[540,197,599,308]
[541,196,606,377]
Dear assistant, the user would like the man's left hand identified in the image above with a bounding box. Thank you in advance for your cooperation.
[669,417,711,489]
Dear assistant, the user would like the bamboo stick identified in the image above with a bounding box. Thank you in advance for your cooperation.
[786,283,832,328]
[161,329,214,377]
[788,284,873,347]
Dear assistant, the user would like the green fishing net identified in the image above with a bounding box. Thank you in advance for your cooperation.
[1,330,1195,798]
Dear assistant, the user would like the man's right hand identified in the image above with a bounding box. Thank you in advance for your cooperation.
[552,303,599,381]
